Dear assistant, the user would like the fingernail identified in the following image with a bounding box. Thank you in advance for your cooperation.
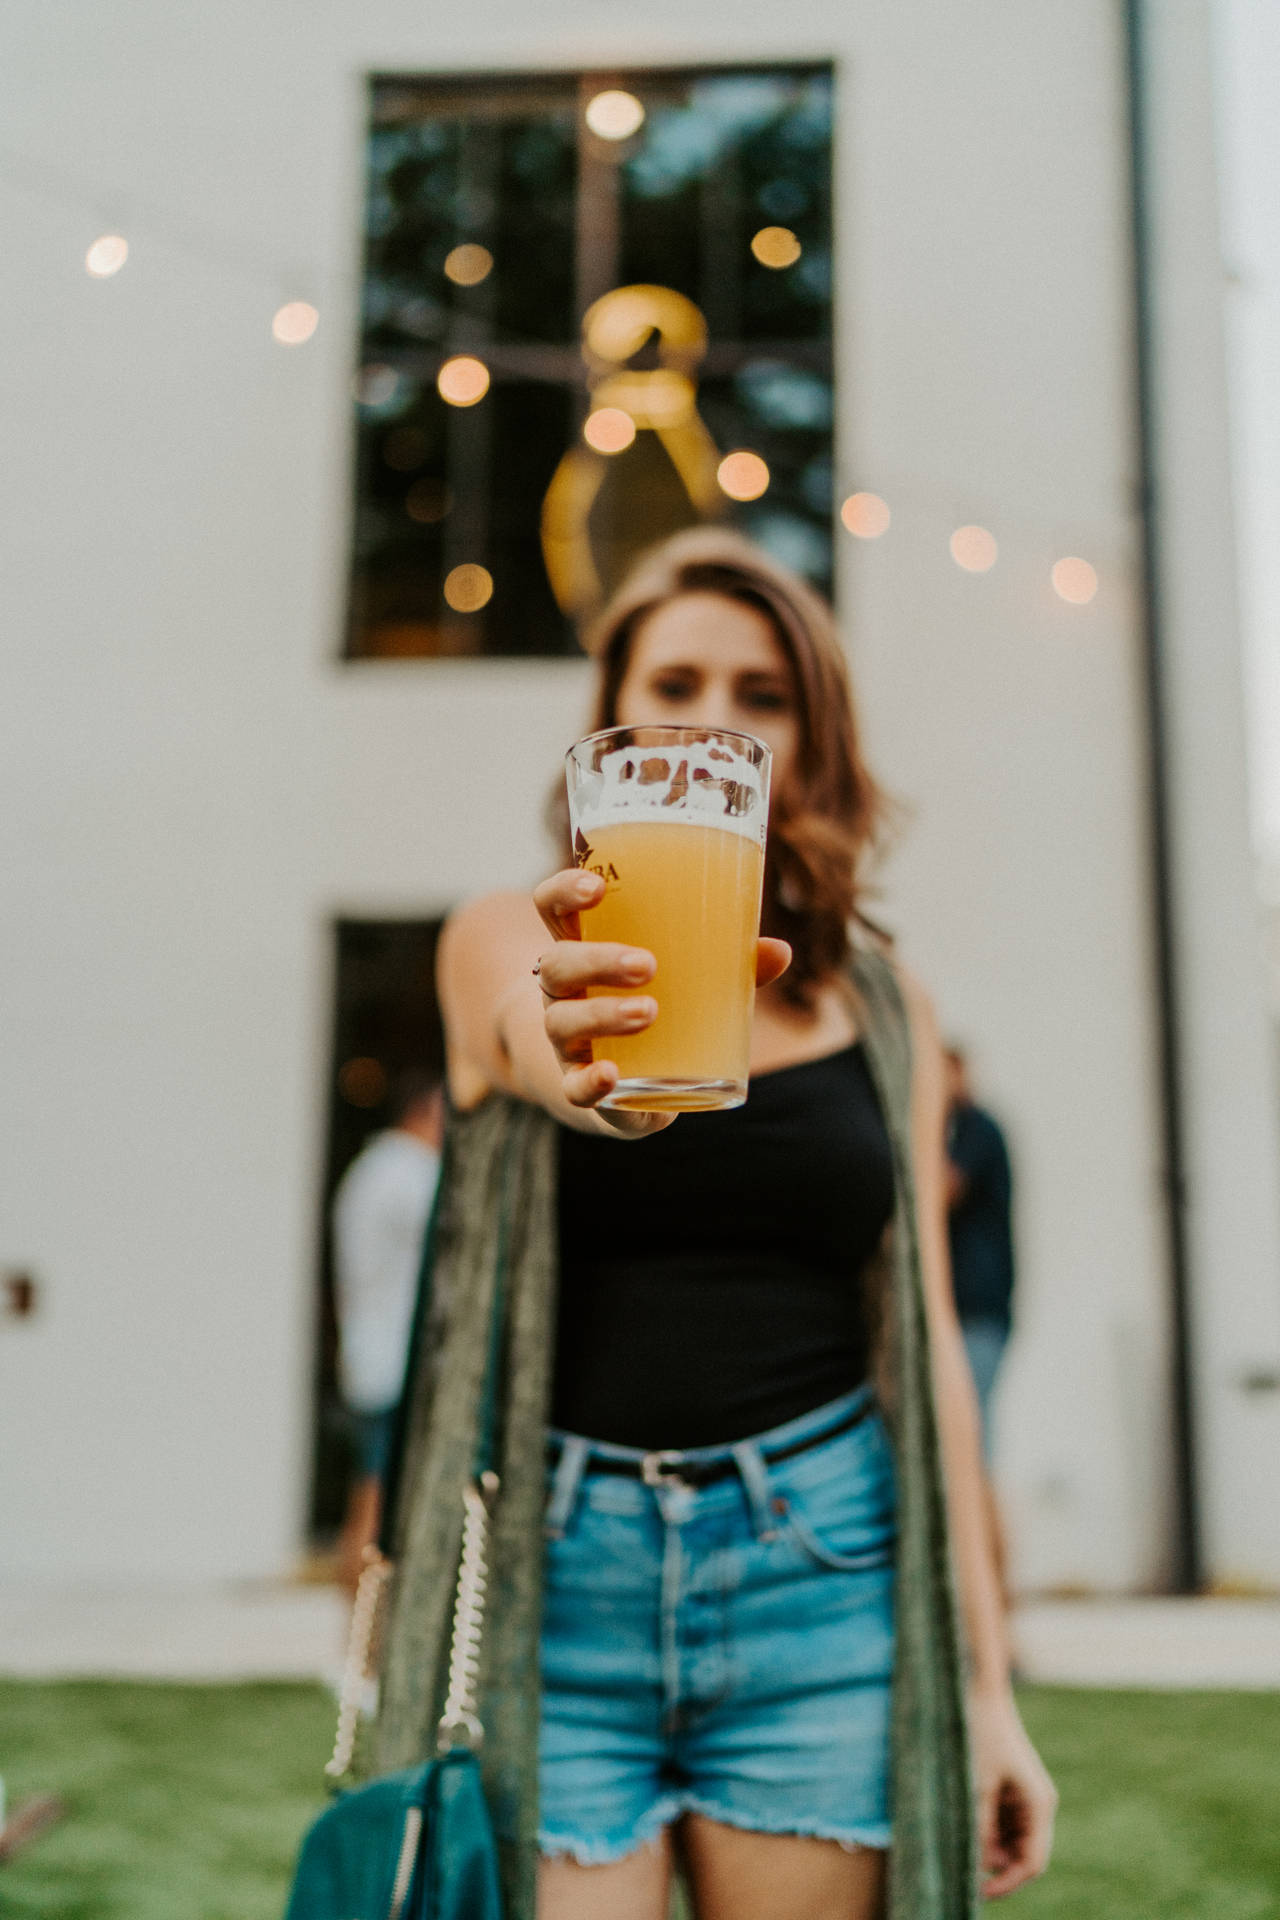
[619,949,651,980]
[624,999,655,1027]
[575,871,600,898]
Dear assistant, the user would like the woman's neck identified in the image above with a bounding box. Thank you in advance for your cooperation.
[749,974,858,1075]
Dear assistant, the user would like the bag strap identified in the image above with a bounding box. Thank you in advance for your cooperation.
[325,1546,393,1784]
[432,1473,497,1753]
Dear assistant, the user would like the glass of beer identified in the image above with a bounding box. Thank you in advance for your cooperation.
[563,724,771,1112]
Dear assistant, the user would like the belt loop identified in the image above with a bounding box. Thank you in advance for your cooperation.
[731,1440,779,1542]
[544,1435,590,1539]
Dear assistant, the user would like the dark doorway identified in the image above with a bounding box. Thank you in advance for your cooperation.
[310,917,446,1539]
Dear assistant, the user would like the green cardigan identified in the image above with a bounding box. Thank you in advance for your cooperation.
[371,945,977,1918]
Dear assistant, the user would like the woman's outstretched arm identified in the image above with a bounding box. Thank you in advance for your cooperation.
[437,872,789,1136]
[899,966,1058,1899]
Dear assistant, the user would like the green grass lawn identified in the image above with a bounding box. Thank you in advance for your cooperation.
[0,1680,332,1920]
[1012,1689,1280,1920]
[1,1681,1278,1918]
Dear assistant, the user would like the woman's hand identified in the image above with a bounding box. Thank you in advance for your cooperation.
[532,867,790,1137]
[968,1687,1058,1898]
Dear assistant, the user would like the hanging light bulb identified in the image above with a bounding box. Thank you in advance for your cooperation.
[444,243,494,286]
[444,564,494,612]
[949,525,998,572]
[717,451,770,501]
[750,227,802,269]
[585,90,645,140]
[405,478,452,524]
[1051,556,1099,604]
[85,234,128,277]
[354,364,400,407]
[437,356,490,406]
[272,301,319,345]
[841,493,891,538]
[583,407,636,454]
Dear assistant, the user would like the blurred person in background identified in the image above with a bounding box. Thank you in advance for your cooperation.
[332,1068,443,1592]
[944,1045,1016,1459]
[372,531,1055,1919]
[945,1044,1015,1603]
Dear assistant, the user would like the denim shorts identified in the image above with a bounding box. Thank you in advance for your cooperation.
[538,1385,897,1863]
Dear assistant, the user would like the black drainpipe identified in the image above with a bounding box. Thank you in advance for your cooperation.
[1122,0,1201,1593]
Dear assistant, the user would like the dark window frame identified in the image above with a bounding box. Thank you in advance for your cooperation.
[343,60,837,665]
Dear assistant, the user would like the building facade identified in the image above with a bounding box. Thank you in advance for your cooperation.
[2,0,1276,1592]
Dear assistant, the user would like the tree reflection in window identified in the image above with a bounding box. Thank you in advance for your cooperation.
[347,67,833,660]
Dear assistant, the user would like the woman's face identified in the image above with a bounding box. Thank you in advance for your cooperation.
[612,591,801,795]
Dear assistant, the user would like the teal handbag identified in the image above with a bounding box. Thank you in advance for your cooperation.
[284,1129,507,1920]
[283,1467,504,1919]
[283,1747,500,1920]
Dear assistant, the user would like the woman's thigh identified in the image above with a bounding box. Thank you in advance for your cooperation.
[682,1816,886,1920]
[537,1831,674,1920]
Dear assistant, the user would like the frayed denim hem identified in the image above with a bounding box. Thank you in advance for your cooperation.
[538,1795,683,1866]
[538,1794,890,1864]
[677,1794,892,1853]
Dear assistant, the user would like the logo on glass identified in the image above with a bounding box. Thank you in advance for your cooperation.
[573,828,620,885]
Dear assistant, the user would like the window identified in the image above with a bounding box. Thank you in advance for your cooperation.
[347,65,834,659]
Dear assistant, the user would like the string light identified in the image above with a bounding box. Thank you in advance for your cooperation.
[437,355,490,407]
[841,492,891,539]
[406,478,452,524]
[35,159,1108,614]
[583,407,636,454]
[1051,556,1099,604]
[750,226,802,269]
[85,234,128,277]
[717,451,770,502]
[444,563,494,612]
[585,90,645,140]
[444,243,493,286]
[272,301,319,345]
[354,364,400,407]
[950,524,998,572]
[338,1057,386,1107]
[383,426,427,471]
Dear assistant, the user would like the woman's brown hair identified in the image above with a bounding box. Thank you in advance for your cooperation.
[574,526,891,1010]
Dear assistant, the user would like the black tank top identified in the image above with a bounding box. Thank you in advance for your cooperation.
[553,1041,895,1448]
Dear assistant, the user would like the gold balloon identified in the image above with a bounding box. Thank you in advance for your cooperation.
[541,285,724,621]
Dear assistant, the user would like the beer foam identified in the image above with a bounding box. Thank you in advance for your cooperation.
[572,736,768,842]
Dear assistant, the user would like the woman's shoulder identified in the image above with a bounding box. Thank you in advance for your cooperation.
[437,890,546,1105]
[440,887,543,962]
[890,957,939,1036]
[850,936,938,1035]
[438,887,545,1019]
[851,947,945,1115]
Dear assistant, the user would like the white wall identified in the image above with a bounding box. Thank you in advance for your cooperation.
[0,0,1181,1588]
[837,5,1172,1590]
[1217,0,1280,866]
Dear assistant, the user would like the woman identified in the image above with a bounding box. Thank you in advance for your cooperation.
[378,528,1055,1920]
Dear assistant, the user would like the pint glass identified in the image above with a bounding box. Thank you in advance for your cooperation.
[563,724,772,1112]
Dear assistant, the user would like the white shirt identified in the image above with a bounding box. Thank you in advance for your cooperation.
[332,1129,441,1414]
